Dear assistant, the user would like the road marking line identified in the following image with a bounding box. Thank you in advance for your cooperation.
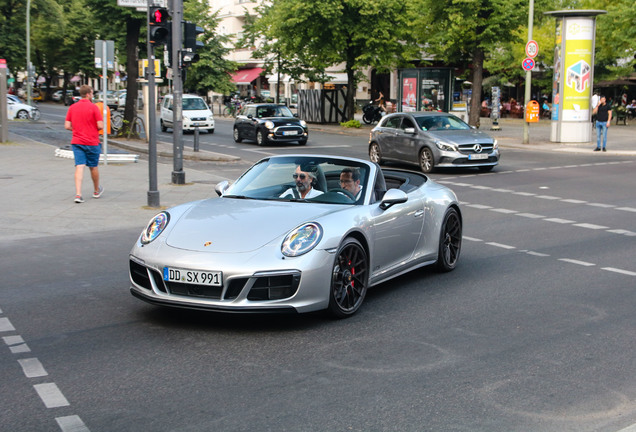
[463,236,483,242]
[0,317,16,332]
[602,267,636,277]
[610,230,636,236]
[18,358,48,378]
[617,207,636,213]
[587,203,616,208]
[536,195,561,200]
[10,343,31,354]
[56,416,91,432]
[515,212,545,218]
[526,251,550,257]
[514,192,536,196]
[34,383,70,408]
[515,169,531,172]
[559,258,595,267]
[467,204,493,209]
[486,242,516,249]
[574,223,608,230]
[3,335,24,345]
[490,208,517,214]
[562,198,587,204]
[544,218,575,224]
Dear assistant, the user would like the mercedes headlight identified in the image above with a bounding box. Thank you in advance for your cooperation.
[493,139,498,149]
[265,121,275,129]
[435,140,457,152]
[141,212,170,244]
[281,223,323,257]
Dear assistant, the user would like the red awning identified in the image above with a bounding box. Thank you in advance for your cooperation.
[231,67,264,85]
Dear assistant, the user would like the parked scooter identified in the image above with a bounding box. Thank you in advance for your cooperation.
[362,103,384,124]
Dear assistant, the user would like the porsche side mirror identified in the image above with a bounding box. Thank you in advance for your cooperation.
[379,188,408,210]
[215,180,230,196]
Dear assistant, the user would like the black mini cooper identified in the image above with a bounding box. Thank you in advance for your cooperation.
[233,103,308,146]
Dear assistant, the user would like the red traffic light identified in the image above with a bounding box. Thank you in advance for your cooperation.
[149,7,169,25]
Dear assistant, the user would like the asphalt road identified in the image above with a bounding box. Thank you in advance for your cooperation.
[2,103,635,432]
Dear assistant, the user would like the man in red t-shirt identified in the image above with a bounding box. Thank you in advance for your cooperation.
[65,85,104,203]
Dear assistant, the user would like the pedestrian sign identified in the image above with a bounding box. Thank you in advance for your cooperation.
[522,58,535,71]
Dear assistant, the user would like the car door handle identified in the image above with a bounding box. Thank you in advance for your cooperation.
[414,209,424,218]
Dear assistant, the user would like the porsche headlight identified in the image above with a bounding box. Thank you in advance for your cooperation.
[264,121,275,129]
[281,223,323,257]
[141,212,170,244]
[435,140,457,152]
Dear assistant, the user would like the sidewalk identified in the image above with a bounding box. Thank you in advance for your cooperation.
[0,131,226,241]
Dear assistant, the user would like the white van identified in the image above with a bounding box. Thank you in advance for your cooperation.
[160,94,215,133]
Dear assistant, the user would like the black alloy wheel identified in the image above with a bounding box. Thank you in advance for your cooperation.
[435,208,462,272]
[419,147,435,173]
[328,238,369,318]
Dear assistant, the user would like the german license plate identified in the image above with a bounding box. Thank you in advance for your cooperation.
[469,153,489,160]
[283,130,298,136]
[163,267,222,286]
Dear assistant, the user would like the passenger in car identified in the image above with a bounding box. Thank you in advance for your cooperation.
[339,167,363,200]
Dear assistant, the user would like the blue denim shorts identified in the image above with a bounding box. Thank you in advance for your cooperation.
[72,144,102,167]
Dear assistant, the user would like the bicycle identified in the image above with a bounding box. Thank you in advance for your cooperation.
[29,106,41,121]
[111,111,145,140]
[222,100,242,117]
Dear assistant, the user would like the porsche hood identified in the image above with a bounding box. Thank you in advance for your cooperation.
[164,198,336,253]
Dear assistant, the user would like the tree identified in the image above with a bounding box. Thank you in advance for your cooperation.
[412,0,529,126]
[182,0,237,96]
[248,0,419,120]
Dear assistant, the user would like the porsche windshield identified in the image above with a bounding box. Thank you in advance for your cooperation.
[225,157,370,205]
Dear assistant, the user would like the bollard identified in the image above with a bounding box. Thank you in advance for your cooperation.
[193,126,200,152]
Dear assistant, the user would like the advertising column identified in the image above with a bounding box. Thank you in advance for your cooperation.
[545,10,606,142]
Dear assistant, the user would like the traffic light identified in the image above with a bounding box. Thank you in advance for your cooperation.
[181,22,204,66]
[149,7,171,46]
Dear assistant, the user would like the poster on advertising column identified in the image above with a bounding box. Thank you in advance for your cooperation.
[562,18,594,121]
[402,78,417,112]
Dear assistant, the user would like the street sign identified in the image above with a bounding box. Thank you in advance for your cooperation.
[526,40,539,58]
[117,0,166,8]
[522,58,535,71]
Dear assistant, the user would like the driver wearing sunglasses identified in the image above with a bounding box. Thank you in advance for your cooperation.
[280,165,324,199]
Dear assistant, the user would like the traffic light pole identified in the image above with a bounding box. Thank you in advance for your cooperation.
[146,0,160,207]
[170,0,185,185]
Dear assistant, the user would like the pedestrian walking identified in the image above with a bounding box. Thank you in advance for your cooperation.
[592,95,612,152]
[64,85,104,203]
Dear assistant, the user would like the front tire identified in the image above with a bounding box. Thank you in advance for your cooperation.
[419,147,435,173]
[435,208,462,272]
[233,127,242,143]
[256,129,267,146]
[160,120,167,132]
[16,110,29,120]
[327,238,369,318]
[369,142,383,164]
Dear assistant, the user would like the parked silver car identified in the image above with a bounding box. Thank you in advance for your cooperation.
[129,155,462,318]
[369,112,499,173]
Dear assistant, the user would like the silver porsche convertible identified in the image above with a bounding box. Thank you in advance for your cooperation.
[129,155,462,318]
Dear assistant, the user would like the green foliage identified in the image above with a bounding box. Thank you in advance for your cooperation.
[340,119,361,128]
[247,0,420,119]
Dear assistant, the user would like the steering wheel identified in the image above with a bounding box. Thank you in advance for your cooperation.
[329,188,356,202]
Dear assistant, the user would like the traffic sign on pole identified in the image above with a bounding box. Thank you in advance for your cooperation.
[526,40,539,58]
[522,57,535,71]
